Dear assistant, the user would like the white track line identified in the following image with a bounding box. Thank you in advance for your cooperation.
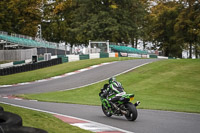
[60,62,151,91]
[0,101,133,133]
[0,61,152,132]
[0,62,113,88]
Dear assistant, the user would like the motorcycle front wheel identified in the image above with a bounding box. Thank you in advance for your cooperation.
[124,102,138,121]
[102,104,112,117]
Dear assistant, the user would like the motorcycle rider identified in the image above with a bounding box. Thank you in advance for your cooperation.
[105,77,126,104]
[100,77,140,120]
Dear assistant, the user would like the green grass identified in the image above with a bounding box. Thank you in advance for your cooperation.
[0,61,12,64]
[0,57,136,85]
[0,103,92,133]
[21,59,200,113]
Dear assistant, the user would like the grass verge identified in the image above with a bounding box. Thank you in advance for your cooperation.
[0,57,136,85]
[0,61,12,64]
[21,59,200,113]
[0,103,92,133]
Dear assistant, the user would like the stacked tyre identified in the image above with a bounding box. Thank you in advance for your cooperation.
[0,106,48,133]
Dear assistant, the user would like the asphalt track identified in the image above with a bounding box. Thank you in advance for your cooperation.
[1,59,200,133]
[1,98,200,133]
[0,59,158,95]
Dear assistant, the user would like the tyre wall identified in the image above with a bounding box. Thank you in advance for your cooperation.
[89,53,100,59]
[0,58,62,76]
[0,106,48,133]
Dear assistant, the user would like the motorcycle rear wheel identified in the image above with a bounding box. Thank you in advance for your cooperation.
[102,105,112,117]
[124,102,137,121]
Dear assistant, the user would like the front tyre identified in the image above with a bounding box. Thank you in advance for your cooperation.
[102,105,112,117]
[124,102,138,121]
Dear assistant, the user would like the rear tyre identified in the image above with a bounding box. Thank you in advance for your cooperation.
[124,102,137,121]
[102,105,112,117]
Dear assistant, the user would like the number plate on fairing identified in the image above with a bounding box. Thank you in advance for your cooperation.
[116,92,126,96]
[130,97,134,102]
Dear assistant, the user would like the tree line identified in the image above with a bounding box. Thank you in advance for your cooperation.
[0,0,199,58]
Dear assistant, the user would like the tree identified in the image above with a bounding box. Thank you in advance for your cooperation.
[149,1,184,57]
[174,0,200,58]
[69,0,123,44]
[67,0,148,45]
[0,0,41,37]
[134,0,150,49]
[41,0,73,43]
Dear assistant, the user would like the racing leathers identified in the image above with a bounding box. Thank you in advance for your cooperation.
[106,81,126,103]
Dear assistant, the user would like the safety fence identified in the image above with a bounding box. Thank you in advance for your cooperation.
[0,52,117,75]
[0,52,168,69]
[0,52,171,76]
[0,58,62,76]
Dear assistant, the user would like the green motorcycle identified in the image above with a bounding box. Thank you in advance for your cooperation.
[99,84,140,121]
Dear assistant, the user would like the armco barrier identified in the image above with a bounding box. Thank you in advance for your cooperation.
[58,55,68,63]
[168,57,176,59]
[109,53,115,57]
[128,53,141,58]
[13,60,25,65]
[149,54,158,58]
[79,54,89,60]
[62,57,68,63]
[67,55,79,62]
[100,53,109,58]
[38,57,44,61]
[25,59,32,63]
[0,58,62,76]
[141,54,148,58]
[158,56,168,59]
[119,52,128,57]
[0,62,13,68]
[89,53,100,59]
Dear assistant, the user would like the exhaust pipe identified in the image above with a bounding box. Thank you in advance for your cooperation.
[135,101,140,107]
[121,110,128,115]
[112,103,128,115]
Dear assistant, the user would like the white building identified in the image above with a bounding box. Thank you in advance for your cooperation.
[182,49,198,59]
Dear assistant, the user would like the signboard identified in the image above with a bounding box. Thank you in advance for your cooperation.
[120,52,128,57]
[128,53,141,58]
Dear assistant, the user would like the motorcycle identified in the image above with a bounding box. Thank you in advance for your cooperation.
[99,84,140,121]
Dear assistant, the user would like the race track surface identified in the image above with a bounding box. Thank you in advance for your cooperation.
[0,59,159,95]
[1,98,200,133]
[1,58,200,133]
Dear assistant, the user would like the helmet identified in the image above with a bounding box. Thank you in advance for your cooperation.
[109,77,116,84]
